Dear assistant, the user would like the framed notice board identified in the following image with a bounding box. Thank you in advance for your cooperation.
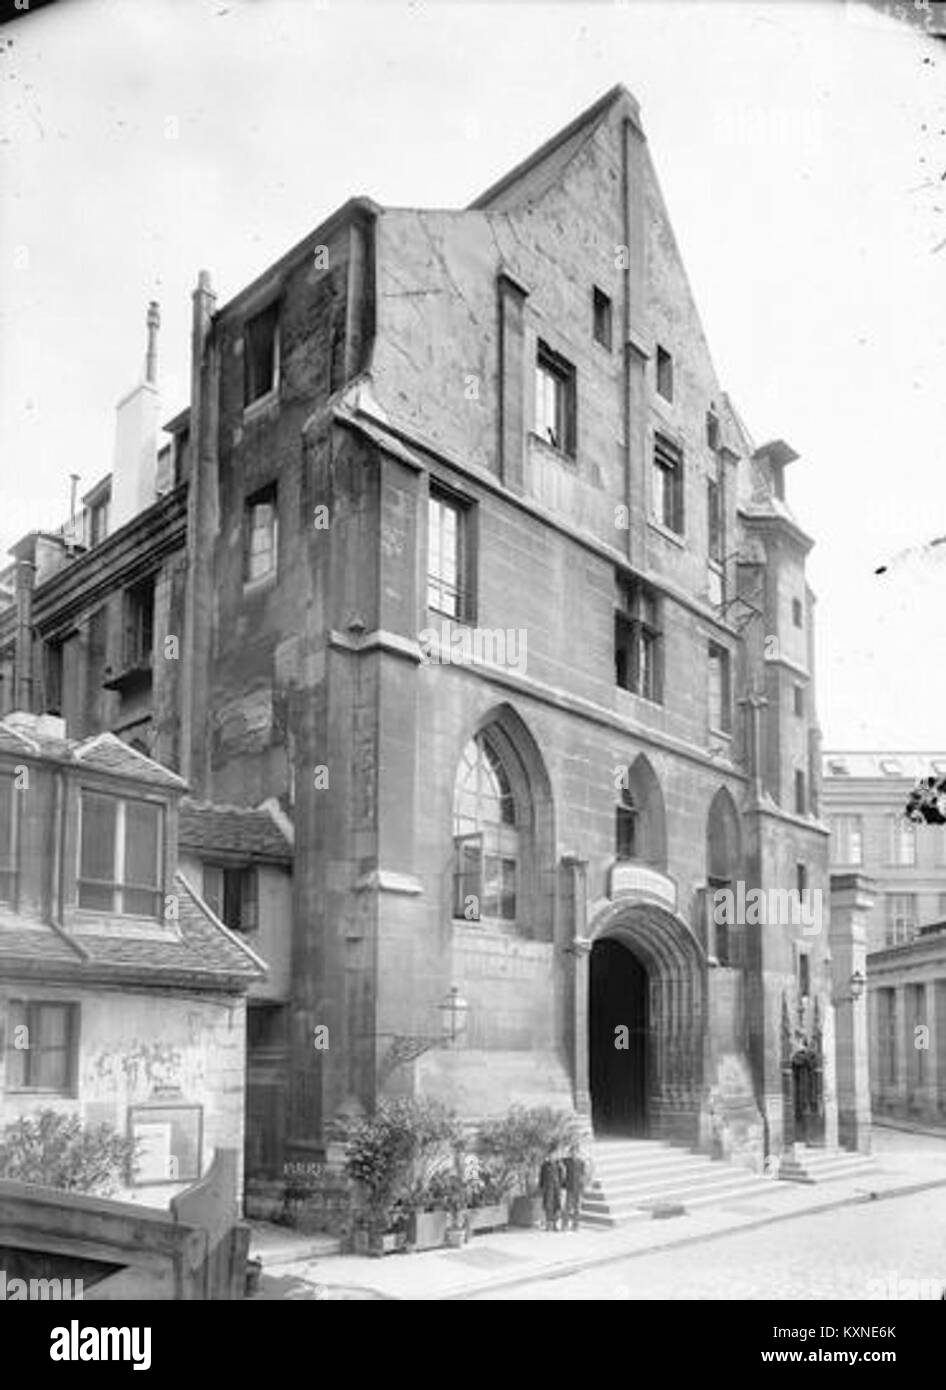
[127,1104,203,1186]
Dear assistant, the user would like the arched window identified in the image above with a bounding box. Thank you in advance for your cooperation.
[615,788,638,861]
[614,755,666,869]
[706,787,742,965]
[453,734,519,922]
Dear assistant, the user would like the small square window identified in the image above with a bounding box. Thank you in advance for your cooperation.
[244,302,279,406]
[244,485,278,585]
[656,346,674,402]
[792,597,803,628]
[592,288,613,350]
[6,1001,79,1095]
[203,863,259,932]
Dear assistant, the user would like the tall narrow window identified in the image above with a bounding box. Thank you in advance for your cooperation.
[592,287,613,349]
[203,864,259,932]
[889,815,917,867]
[798,950,811,1000]
[78,791,163,918]
[885,893,917,946]
[653,436,684,534]
[427,487,470,620]
[452,734,518,923]
[793,684,804,717]
[615,577,661,703]
[534,342,576,456]
[794,769,806,816]
[0,772,16,903]
[708,642,732,734]
[831,815,863,865]
[656,345,674,402]
[123,578,155,670]
[615,789,638,861]
[707,473,722,564]
[45,639,64,716]
[244,485,278,584]
[792,597,804,628]
[244,302,279,406]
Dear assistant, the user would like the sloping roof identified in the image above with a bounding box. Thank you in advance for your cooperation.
[178,798,293,863]
[469,85,639,212]
[0,872,264,990]
[0,718,185,791]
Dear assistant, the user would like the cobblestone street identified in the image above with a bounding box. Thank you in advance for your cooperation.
[473,1131,946,1301]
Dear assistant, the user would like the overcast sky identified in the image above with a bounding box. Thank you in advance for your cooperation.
[1,0,944,748]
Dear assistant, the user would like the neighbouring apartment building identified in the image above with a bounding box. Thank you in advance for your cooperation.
[1,86,870,1185]
[823,751,946,1123]
[0,711,264,1206]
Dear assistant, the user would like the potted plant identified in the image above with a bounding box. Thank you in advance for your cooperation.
[476,1106,581,1228]
[466,1160,512,1234]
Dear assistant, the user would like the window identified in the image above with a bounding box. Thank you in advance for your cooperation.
[247,1003,288,1050]
[78,791,164,917]
[880,758,902,776]
[879,989,897,1084]
[616,788,638,861]
[534,341,576,455]
[656,345,673,402]
[615,576,661,702]
[707,473,722,564]
[708,643,732,733]
[831,815,863,865]
[888,815,917,867]
[427,487,470,620]
[792,597,803,628]
[123,578,155,670]
[794,769,806,816]
[592,287,613,350]
[797,862,808,895]
[652,435,684,534]
[244,302,279,406]
[45,639,64,716]
[706,409,719,451]
[89,497,109,547]
[6,1001,78,1094]
[798,950,811,1000]
[203,864,259,932]
[452,735,518,922]
[0,772,17,903]
[885,893,917,946]
[793,684,804,717]
[244,485,278,584]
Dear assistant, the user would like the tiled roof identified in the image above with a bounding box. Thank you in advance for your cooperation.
[178,797,293,863]
[0,717,185,791]
[0,873,265,990]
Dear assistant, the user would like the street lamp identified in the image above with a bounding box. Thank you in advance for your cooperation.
[438,986,469,1046]
[833,968,866,1005]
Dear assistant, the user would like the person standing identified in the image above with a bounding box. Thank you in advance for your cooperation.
[562,1144,588,1232]
[539,1150,564,1231]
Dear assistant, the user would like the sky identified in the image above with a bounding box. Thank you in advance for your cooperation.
[0,0,944,748]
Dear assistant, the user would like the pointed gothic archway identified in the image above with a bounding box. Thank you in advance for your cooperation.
[586,898,707,1144]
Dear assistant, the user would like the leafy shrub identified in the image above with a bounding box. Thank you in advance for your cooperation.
[343,1098,462,1232]
[0,1110,138,1196]
[476,1106,581,1196]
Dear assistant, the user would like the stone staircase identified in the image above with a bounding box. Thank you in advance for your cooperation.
[581,1138,774,1228]
[778,1144,877,1185]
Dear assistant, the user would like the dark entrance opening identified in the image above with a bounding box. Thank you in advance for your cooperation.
[589,937,649,1136]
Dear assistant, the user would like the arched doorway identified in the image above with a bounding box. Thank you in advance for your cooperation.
[585,901,706,1145]
[589,938,649,1135]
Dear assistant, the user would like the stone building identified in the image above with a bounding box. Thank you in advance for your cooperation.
[2,86,862,1182]
[822,750,946,951]
[868,921,946,1125]
[0,711,264,1207]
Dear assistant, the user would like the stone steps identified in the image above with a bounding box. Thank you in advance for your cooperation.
[778,1145,877,1185]
[581,1138,774,1228]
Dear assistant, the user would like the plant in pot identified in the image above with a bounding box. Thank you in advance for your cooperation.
[477,1106,581,1228]
[465,1156,512,1234]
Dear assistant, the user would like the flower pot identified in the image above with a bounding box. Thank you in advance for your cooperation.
[369,1231,405,1257]
[444,1224,466,1248]
[509,1195,543,1228]
[467,1201,510,1233]
[352,1230,371,1255]
[407,1209,449,1251]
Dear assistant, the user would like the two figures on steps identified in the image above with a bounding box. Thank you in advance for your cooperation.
[540,1143,589,1231]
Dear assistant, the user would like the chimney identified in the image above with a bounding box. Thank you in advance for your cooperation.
[110,303,162,532]
[14,556,36,713]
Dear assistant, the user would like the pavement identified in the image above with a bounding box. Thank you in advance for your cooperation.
[246,1126,946,1300]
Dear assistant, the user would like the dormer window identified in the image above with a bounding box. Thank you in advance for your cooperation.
[78,790,164,918]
